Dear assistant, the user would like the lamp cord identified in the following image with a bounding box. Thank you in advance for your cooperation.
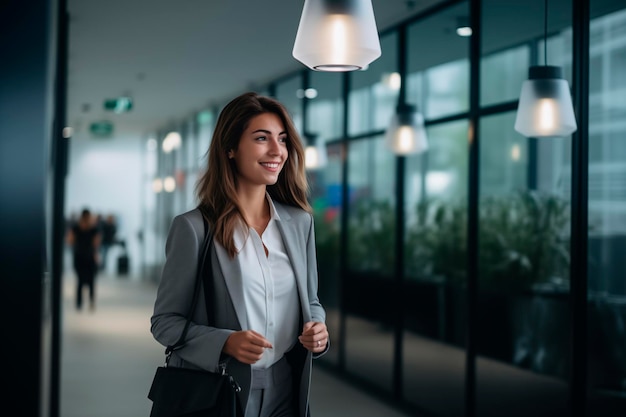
[543,0,548,66]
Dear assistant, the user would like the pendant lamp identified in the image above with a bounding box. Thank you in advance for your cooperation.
[304,132,328,169]
[386,103,428,155]
[514,0,577,138]
[292,0,381,71]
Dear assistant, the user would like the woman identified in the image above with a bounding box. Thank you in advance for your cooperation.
[66,208,101,311]
[151,92,329,417]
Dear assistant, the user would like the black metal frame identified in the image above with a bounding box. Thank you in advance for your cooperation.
[51,1,69,416]
[570,0,590,415]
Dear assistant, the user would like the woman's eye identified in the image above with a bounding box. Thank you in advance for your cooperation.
[279,137,287,143]
[255,136,266,141]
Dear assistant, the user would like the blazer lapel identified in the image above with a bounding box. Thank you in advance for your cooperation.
[274,205,311,321]
[214,243,248,331]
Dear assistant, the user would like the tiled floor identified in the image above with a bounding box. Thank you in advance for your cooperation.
[60,273,414,417]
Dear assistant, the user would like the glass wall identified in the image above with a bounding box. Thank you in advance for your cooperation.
[478,0,573,415]
[305,71,345,366]
[587,4,626,414]
[401,2,470,415]
[344,135,396,390]
[275,74,304,134]
[342,31,399,393]
[348,33,398,136]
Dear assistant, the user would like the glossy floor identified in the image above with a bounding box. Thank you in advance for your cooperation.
[60,273,414,417]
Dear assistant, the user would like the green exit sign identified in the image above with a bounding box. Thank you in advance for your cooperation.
[90,121,114,137]
[104,97,133,113]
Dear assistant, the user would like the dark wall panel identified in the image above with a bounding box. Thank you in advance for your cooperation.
[0,0,57,416]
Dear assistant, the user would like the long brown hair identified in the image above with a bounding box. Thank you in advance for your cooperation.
[196,92,311,257]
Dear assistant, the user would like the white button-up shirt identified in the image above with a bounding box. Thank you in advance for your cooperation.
[233,195,299,369]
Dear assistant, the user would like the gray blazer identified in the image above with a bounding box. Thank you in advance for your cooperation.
[150,203,327,417]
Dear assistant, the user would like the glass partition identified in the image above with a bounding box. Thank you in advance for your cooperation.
[348,33,398,136]
[345,135,396,392]
[275,74,304,134]
[306,72,345,367]
[587,4,626,413]
[477,0,574,415]
[312,141,343,366]
[306,71,344,144]
[480,46,529,107]
[403,120,468,416]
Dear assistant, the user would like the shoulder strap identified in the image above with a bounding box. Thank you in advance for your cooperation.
[200,217,216,326]
[165,215,213,358]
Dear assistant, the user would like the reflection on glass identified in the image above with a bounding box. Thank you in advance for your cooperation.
[481,46,529,107]
[311,142,343,366]
[346,137,396,274]
[402,120,468,416]
[345,137,395,392]
[348,33,398,136]
[275,75,303,134]
[587,5,626,409]
[478,110,571,416]
[307,71,344,143]
[406,0,470,120]
[405,120,469,284]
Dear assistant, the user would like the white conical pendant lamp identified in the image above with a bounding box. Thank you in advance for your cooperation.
[514,66,577,137]
[514,0,577,138]
[292,0,381,71]
[386,103,428,155]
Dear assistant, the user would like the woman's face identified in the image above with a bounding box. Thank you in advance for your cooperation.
[229,112,288,189]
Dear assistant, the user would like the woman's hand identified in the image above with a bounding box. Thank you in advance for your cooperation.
[223,330,272,365]
[299,321,328,353]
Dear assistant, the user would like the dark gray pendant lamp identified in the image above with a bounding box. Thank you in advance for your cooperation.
[514,0,577,138]
[292,0,381,71]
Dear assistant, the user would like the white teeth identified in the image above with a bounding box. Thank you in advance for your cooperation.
[261,162,279,168]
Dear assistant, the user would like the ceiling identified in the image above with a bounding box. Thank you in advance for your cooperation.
[67,0,622,142]
[66,0,441,141]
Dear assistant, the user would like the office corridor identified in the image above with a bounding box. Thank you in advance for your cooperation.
[60,273,414,417]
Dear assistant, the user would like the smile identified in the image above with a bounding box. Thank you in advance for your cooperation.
[260,162,280,169]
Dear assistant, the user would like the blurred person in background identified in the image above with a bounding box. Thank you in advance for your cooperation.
[66,208,101,311]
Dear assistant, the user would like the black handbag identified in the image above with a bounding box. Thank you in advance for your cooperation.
[148,218,241,417]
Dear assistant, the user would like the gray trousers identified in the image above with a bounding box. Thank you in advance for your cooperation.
[245,356,295,417]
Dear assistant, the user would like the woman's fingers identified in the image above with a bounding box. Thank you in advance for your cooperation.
[299,321,329,352]
[223,330,272,364]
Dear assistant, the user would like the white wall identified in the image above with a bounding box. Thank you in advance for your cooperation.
[65,135,144,278]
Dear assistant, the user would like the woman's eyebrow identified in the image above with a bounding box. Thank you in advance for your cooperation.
[251,129,287,135]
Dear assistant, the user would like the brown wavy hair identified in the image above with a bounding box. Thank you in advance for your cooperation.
[196,92,311,257]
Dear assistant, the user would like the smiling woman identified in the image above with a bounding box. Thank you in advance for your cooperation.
[150,92,330,417]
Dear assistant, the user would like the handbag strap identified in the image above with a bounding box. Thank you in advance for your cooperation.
[164,215,213,360]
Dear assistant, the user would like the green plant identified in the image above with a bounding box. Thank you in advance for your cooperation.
[405,198,468,284]
[405,190,571,291]
[479,190,570,290]
[346,199,396,274]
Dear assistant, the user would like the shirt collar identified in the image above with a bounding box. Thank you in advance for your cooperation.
[233,193,281,252]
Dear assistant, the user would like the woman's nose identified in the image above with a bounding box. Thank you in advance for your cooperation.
[268,137,282,155]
